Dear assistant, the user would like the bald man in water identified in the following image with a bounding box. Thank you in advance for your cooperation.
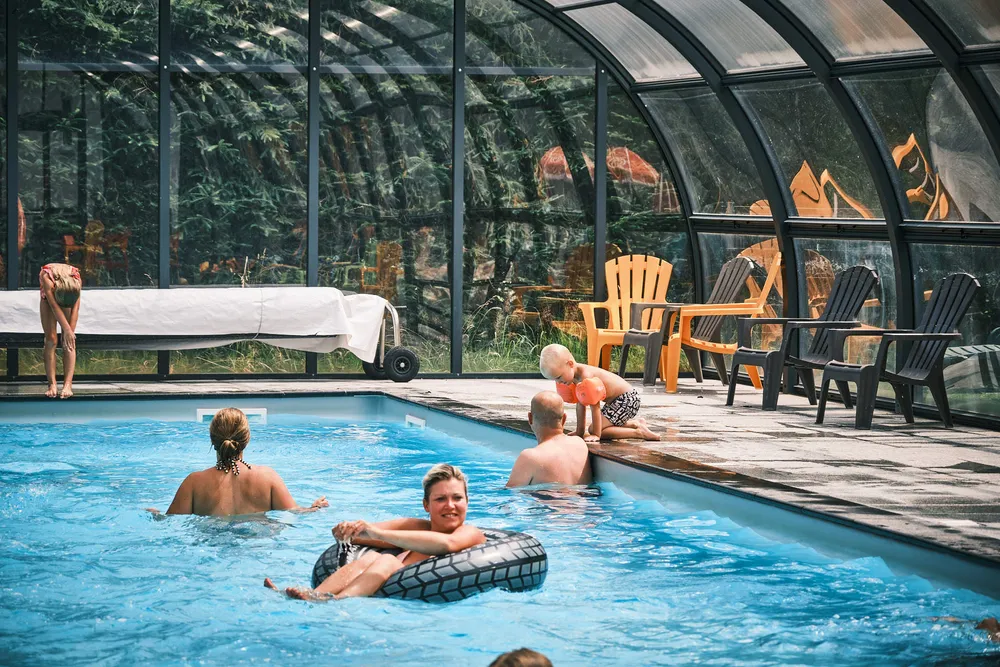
[506,391,593,488]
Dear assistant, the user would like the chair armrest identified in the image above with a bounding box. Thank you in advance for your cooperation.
[829,328,911,362]
[578,301,610,333]
[629,302,682,332]
[679,303,764,315]
[878,331,963,342]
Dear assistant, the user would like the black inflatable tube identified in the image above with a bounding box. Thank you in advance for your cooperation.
[312,528,547,603]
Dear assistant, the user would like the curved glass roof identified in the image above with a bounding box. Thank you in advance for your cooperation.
[651,0,805,72]
[924,0,1000,48]
[776,0,929,60]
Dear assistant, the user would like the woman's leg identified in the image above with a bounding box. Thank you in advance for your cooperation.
[59,304,78,398]
[334,553,406,599]
[313,550,379,596]
[39,299,58,398]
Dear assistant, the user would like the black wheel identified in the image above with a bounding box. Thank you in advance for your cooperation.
[384,347,420,382]
[362,355,388,380]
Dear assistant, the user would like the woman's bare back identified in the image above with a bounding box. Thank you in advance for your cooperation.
[174,465,289,516]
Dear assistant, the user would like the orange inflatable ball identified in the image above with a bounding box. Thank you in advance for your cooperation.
[555,382,577,404]
[576,377,606,406]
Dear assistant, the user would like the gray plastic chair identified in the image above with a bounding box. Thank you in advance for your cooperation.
[817,273,980,429]
[727,265,879,410]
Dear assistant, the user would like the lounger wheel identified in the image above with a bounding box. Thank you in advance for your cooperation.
[362,356,388,380]
[385,347,420,383]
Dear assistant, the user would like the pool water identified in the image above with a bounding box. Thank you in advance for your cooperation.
[1,414,998,665]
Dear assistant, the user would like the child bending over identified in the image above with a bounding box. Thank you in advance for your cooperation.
[540,343,659,442]
[39,263,82,399]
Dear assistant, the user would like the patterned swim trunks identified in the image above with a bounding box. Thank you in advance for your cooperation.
[601,389,641,427]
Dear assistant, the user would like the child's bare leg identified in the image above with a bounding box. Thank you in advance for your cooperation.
[59,305,78,399]
[596,414,660,441]
[40,307,59,398]
[334,553,405,599]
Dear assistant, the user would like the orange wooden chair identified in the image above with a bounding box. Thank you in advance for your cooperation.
[579,254,673,369]
[660,250,782,393]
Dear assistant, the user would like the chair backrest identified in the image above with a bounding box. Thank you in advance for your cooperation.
[603,254,673,330]
[738,239,784,316]
[564,243,622,292]
[806,265,879,359]
[902,273,980,378]
[691,256,755,341]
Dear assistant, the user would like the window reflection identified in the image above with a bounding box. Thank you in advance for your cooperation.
[737,79,883,220]
[463,75,595,371]
[641,87,766,215]
[321,0,453,68]
[172,1,308,66]
[911,244,1000,418]
[317,73,452,373]
[848,69,1000,223]
[468,0,591,69]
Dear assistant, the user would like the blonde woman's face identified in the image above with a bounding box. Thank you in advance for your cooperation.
[423,478,467,532]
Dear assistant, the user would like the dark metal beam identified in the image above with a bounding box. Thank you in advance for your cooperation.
[739,0,915,331]
[622,0,800,318]
[884,0,1000,174]
[305,0,320,377]
[593,65,608,302]
[450,0,466,375]
[157,0,171,377]
[6,0,19,378]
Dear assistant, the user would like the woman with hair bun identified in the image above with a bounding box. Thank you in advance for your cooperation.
[148,408,328,516]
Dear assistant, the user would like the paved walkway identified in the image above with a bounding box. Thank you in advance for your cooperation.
[2,376,998,564]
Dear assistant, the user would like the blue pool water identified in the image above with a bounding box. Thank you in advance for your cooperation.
[1,412,998,665]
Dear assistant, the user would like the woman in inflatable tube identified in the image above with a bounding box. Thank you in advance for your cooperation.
[265,464,486,601]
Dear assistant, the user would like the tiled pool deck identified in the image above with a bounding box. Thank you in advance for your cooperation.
[2,376,998,567]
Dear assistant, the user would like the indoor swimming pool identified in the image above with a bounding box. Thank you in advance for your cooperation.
[1,396,998,665]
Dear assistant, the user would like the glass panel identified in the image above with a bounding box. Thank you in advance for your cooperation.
[982,64,1000,117]
[170,342,305,374]
[468,0,593,69]
[321,0,453,68]
[911,244,1000,418]
[924,0,1000,48]
[606,85,691,306]
[737,79,883,219]
[170,72,307,374]
[317,73,452,374]
[776,0,928,59]
[463,75,594,372]
[170,72,307,287]
[793,238,896,378]
[565,4,698,83]
[0,66,6,289]
[640,87,766,215]
[651,0,804,72]
[847,68,1000,223]
[20,71,159,288]
[172,0,308,66]
[698,232,782,362]
[18,349,158,376]
[20,0,157,65]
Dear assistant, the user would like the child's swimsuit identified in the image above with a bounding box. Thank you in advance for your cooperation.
[39,263,81,301]
[601,389,641,427]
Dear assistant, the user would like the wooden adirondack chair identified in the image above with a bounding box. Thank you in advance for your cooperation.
[728,265,879,410]
[817,273,980,429]
[579,254,673,369]
[658,252,782,393]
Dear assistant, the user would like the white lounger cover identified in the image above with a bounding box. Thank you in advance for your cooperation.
[0,287,388,362]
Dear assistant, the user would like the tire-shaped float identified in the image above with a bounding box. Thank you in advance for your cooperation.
[312,528,547,603]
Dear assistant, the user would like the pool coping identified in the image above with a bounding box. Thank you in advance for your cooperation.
[6,387,1000,574]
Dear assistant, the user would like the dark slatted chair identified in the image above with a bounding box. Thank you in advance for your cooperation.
[817,273,980,429]
[620,255,764,390]
[727,265,879,410]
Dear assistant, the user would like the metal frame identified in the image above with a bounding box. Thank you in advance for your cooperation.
[4,0,1000,430]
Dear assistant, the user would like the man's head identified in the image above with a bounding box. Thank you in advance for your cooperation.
[528,390,567,438]
[539,343,575,383]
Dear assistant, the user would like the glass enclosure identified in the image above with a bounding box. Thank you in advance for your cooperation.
[2,0,1000,424]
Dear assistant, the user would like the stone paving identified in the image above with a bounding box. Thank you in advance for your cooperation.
[2,375,998,563]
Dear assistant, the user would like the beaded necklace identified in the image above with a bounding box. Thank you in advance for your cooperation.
[216,457,251,476]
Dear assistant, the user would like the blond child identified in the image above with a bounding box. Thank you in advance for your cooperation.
[38,263,82,399]
[540,343,659,442]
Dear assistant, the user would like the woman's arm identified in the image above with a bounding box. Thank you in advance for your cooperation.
[165,474,195,515]
[360,523,485,556]
[574,401,587,437]
[269,472,328,512]
[333,517,431,549]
